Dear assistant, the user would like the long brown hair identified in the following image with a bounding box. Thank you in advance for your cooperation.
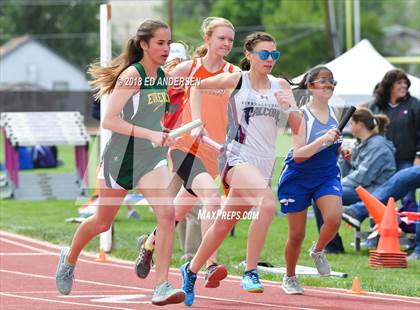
[89,19,169,99]
[240,32,276,71]
[373,69,411,109]
[352,107,389,135]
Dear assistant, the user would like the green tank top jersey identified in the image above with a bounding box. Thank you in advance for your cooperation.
[102,62,169,190]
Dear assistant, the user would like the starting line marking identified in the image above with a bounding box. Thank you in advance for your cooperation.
[60,294,150,304]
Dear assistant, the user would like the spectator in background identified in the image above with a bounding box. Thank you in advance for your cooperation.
[369,68,420,200]
[339,107,396,204]
[341,165,420,260]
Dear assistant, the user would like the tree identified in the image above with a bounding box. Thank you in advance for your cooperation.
[162,0,403,77]
[210,0,333,77]
[0,1,104,71]
[211,0,269,68]
[261,0,328,77]
[159,0,214,54]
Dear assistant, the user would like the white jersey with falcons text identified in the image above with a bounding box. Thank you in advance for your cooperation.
[222,71,288,181]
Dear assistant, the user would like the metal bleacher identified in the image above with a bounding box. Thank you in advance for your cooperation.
[1,111,90,200]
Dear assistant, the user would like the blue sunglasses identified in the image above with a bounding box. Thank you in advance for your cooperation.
[251,50,281,61]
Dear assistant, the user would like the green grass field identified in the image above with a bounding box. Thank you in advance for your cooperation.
[0,133,419,297]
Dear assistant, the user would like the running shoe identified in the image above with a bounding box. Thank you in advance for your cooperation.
[151,281,185,306]
[55,247,75,295]
[180,262,197,307]
[281,275,304,295]
[241,269,264,293]
[309,243,331,276]
[135,234,153,278]
[204,263,228,288]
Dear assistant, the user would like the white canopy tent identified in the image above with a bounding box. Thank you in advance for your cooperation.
[293,39,420,107]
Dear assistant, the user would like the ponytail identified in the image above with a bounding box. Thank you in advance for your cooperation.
[352,107,390,134]
[240,58,250,70]
[194,44,208,58]
[373,114,389,135]
[292,72,310,107]
[88,19,168,99]
[88,37,142,99]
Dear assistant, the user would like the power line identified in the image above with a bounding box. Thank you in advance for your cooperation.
[0,0,155,5]
[0,0,104,6]
[0,33,99,40]
[234,24,323,31]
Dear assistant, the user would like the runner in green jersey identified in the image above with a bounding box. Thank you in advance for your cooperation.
[55,19,185,306]
[102,62,170,190]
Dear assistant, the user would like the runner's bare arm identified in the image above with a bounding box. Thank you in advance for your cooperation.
[167,60,193,78]
[102,67,154,141]
[276,79,303,135]
[190,72,241,133]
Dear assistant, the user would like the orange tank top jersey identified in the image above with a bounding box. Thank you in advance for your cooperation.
[172,57,234,178]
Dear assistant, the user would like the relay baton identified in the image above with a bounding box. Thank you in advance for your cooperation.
[325,106,356,147]
[152,119,203,147]
[201,136,223,152]
[168,119,203,139]
[337,106,356,131]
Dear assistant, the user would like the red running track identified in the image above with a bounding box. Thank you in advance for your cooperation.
[1,230,419,310]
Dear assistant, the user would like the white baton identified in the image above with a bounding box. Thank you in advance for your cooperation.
[152,119,203,147]
[168,119,203,138]
[201,136,223,152]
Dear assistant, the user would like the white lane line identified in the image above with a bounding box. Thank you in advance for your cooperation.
[0,269,314,309]
[0,238,55,254]
[0,269,151,292]
[0,292,136,310]
[58,294,148,299]
[0,253,53,256]
[196,295,319,309]
[64,294,317,309]
[58,294,151,304]
[2,231,420,305]
[302,287,420,305]
[1,290,142,294]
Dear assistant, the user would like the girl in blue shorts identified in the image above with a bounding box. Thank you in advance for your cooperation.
[277,65,342,294]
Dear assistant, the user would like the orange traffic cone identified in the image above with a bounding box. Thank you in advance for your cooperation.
[376,198,402,254]
[355,186,385,225]
[369,198,407,268]
[347,277,366,294]
[95,248,107,262]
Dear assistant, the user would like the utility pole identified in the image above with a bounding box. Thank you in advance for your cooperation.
[324,0,340,58]
[168,0,173,30]
[324,0,335,59]
[353,0,361,44]
[345,0,353,50]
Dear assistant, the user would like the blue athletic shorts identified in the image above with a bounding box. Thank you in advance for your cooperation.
[277,170,342,214]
